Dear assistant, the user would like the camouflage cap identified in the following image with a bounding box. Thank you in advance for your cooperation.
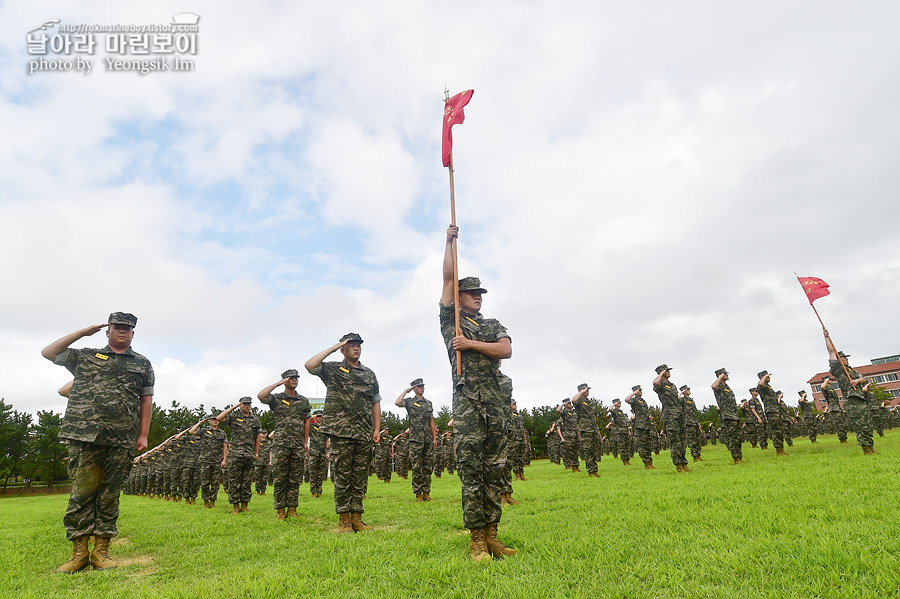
[410,378,424,387]
[798,390,806,396]
[714,368,728,377]
[240,396,252,404]
[562,397,572,404]
[340,332,364,344]
[757,370,770,379]
[612,397,621,404]
[631,385,641,392]
[108,312,137,327]
[749,388,758,394]
[837,351,850,358]
[820,374,831,382]
[577,383,590,391]
[313,409,323,415]
[679,385,690,392]
[458,276,487,293]
[655,364,672,374]
[282,369,299,378]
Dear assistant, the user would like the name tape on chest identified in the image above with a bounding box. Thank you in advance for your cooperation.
[282,399,291,405]
[94,353,109,360]
[339,366,350,373]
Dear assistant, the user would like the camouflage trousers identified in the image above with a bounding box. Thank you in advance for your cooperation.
[330,436,371,514]
[547,436,560,463]
[579,429,601,473]
[254,463,269,493]
[784,419,794,446]
[615,432,632,463]
[64,441,133,541]
[721,418,743,461]
[870,409,884,437]
[453,391,508,530]
[804,417,817,442]
[395,447,409,475]
[508,435,525,474]
[272,445,305,510]
[662,412,687,466]
[765,413,784,450]
[170,466,183,496]
[445,445,456,474]
[827,411,848,441]
[181,464,200,499]
[633,427,652,464]
[408,440,433,495]
[757,419,769,448]
[846,398,873,447]
[226,455,254,505]
[375,447,392,481]
[434,445,444,475]
[200,462,222,502]
[560,434,579,469]
[308,452,327,496]
[685,424,702,459]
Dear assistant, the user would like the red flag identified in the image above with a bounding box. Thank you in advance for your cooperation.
[798,276,830,304]
[442,89,474,167]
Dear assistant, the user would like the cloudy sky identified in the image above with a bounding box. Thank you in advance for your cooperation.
[2,1,898,421]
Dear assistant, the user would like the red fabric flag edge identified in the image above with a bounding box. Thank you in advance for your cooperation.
[442,89,474,167]
[798,276,830,305]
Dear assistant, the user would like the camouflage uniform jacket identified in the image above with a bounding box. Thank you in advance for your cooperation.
[558,405,579,438]
[53,345,155,447]
[798,398,816,418]
[311,359,382,442]
[180,432,201,466]
[829,359,866,401]
[777,399,793,420]
[757,384,780,415]
[629,395,651,429]
[398,395,434,444]
[226,409,260,458]
[308,422,328,456]
[199,426,227,463]
[713,382,739,421]
[822,385,842,412]
[263,391,311,448]
[573,396,599,432]
[610,406,629,432]
[255,438,273,465]
[439,302,511,407]
[510,411,525,436]
[682,396,700,426]
[653,380,683,419]
[748,396,766,421]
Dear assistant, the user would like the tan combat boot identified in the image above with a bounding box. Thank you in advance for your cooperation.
[230,504,241,514]
[56,536,90,574]
[338,512,353,533]
[423,493,433,502]
[623,459,631,466]
[349,513,372,531]
[210,500,216,508]
[203,500,209,508]
[468,527,491,562]
[733,458,744,464]
[644,460,656,470]
[286,506,298,518]
[589,472,600,477]
[240,502,249,513]
[276,508,286,521]
[776,448,787,456]
[484,522,517,558]
[693,457,703,462]
[90,537,118,570]
[415,494,424,502]
[863,446,875,455]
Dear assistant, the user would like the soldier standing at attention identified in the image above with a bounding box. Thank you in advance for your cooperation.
[652,364,689,472]
[179,423,203,504]
[556,397,580,471]
[712,369,743,464]
[395,378,437,502]
[434,427,445,477]
[216,398,260,513]
[305,333,382,533]
[680,386,703,462]
[797,391,817,443]
[572,384,601,477]
[375,428,392,482]
[441,224,516,561]
[393,431,409,478]
[499,372,519,505]
[254,431,272,496]
[42,312,154,573]
[625,385,655,469]
[545,421,561,464]
[308,410,329,497]
[609,399,632,466]
[508,399,527,482]
[192,416,228,508]
[257,369,311,521]
[748,388,768,449]
[777,391,795,447]
[757,371,787,455]
[821,375,848,443]
[824,335,875,454]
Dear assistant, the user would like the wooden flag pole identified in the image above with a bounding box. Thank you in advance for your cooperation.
[795,275,854,386]
[446,91,462,376]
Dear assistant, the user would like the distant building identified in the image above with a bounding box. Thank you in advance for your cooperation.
[807,354,900,411]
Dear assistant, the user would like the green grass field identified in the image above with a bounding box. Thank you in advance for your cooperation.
[2,432,899,599]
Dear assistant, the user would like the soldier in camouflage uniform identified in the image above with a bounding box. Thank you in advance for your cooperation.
[680,386,703,462]
[712,368,743,464]
[443,430,456,474]
[498,372,519,505]
[777,391,795,447]
[192,417,228,507]
[179,425,202,503]
[556,397,580,471]
[375,428,392,481]
[217,398,260,513]
[747,389,768,449]
[545,421,561,464]
[393,432,409,478]
[757,371,786,455]
[395,378,438,501]
[824,336,874,454]
[433,428,445,477]
[572,384,601,476]
[821,375,848,442]
[306,333,382,532]
[625,385,655,468]
[608,399,632,465]
[308,410,329,497]
[797,391,817,443]
[254,431,272,495]
[258,369,311,520]
[42,312,154,572]
[508,400,527,482]
[652,364,689,472]
[440,225,516,561]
